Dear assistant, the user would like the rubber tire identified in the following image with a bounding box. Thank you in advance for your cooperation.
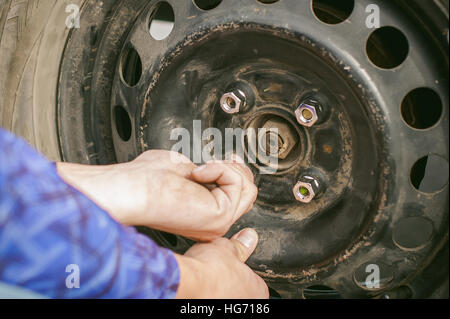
[0,0,84,161]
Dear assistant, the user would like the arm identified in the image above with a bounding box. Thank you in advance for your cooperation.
[56,150,258,242]
[55,154,267,298]
[0,129,178,298]
[0,129,267,298]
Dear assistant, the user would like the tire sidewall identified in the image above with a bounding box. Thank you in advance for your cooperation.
[0,0,84,161]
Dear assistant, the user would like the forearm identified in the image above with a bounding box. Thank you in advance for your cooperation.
[1,202,180,298]
[56,162,147,226]
[0,132,180,298]
[57,162,209,299]
[57,163,202,299]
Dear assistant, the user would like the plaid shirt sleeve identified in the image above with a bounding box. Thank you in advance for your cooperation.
[0,128,179,299]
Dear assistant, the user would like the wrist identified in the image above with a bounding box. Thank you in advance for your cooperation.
[174,254,208,299]
[56,162,131,224]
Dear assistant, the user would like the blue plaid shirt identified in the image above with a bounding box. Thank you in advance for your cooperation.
[0,128,179,298]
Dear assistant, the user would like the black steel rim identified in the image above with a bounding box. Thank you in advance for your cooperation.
[58,0,449,298]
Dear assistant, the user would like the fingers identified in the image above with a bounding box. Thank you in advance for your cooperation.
[180,228,268,299]
[191,161,242,187]
[224,154,255,183]
[135,150,198,178]
[230,228,259,262]
[213,156,257,219]
[229,228,269,299]
[191,159,257,223]
[191,162,243,220]
[213,229,269,299]
[211,228,259,263]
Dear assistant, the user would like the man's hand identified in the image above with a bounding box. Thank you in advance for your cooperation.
[56,150,258,241]
[175,228,269,299]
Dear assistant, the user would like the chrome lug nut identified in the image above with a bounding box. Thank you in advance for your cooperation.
[295,99,324,127]
[293,175,321,203]
[220,89,246,114]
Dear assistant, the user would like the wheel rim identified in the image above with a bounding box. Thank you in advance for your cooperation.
[58,0,449,298]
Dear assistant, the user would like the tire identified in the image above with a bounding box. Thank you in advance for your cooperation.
[0,0,84,161]
[0,0,448,299]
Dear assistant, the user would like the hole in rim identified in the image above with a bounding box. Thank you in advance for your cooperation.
[149,2,175,41]
[258,0,280,4]
[193,0,222,10]
[366,26,409,69]
[114,105,132,142]
[303,285,342,299]
[401,88,443,129]
[120,46,142,87]
[393,217,434,251]
[353,262,395,290]
[312,0,354,24]
[410,155,449,193]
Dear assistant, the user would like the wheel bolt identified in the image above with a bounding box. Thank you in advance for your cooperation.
[293,174,323,203]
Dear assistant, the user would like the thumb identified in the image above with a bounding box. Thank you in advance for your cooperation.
[230,228,259,262]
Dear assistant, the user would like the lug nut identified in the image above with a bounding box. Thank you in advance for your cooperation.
[220,89,246,114]
[295,99,325,127]
[293,175,322,203]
